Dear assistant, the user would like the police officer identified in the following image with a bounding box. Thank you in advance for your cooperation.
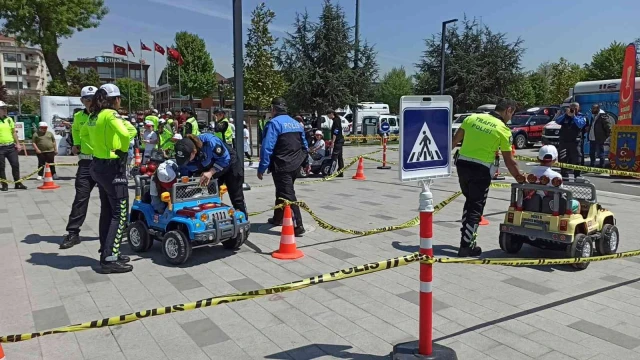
[451,99,523,257]
[326,109,345,177]
[174,133,247,217]
[0,101,27,191]
[258,97,308,236]
[145,108,160,130]
[556,102,587,180]
[61,86,97,249]
[84,84,135,273]
[181,107,200,136]
[213,108,234,146]
[257,113,271,156]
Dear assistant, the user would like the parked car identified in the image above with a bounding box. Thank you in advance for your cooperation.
[509,106,560,149]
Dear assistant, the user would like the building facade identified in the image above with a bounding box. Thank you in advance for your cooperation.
[0,35,49,96]
[151,72,234,112]
[68,55,150,88]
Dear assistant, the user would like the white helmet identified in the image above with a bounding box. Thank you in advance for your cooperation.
[157,160,178,183]
[81,86,97,97]
[99,83,121,97]
[0,101,6,108]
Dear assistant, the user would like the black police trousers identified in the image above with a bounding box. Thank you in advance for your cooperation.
[66,159,97,236]
[456,159,491,247]
[0,144,20,182]
[330,141,344,175]
[559,142,581,178]
[271,169,303,227]
[216,163,248,218]
[90,158,128,263]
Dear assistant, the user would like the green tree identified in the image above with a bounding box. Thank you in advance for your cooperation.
[166,31,216,100]
[415,17,524,112]
[507,72,535,108]
[115,78,148,112]
[244,3,287,113]
[66,65,100,96]
[0,85,7,103]
[527,63,553,105]
[279,0,378,114]
[549,57,584,104]
[0,0,108,83]
[583,41,629,81]
[375,67,413,113]
[46,80,69,96]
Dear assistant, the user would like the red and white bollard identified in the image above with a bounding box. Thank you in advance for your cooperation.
[392,181,457,360]
[377,135,391,170]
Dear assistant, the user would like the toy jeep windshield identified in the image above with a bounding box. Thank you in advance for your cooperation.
[128,175,250,265]
[499,175,618,270]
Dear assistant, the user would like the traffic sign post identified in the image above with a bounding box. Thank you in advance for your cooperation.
[392,95,457,360]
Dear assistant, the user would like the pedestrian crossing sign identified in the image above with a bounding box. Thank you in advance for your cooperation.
[399,95,452,182]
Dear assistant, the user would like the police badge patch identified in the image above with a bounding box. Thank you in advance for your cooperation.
[176,151,183,157]
[214,145,223,155]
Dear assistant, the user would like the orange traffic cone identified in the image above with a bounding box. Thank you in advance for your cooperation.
[0,343,5,360]
[479,216,489,226]
[37,163,60,190]
[272,205,304,260]
[134,148,142,166]
[352,157,366,180]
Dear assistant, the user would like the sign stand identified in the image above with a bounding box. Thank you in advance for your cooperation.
[393,95,457,360]
[377,134,391,170]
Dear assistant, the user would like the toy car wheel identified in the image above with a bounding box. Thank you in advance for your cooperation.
[162,230,192,265]
[321,161,333,176]
[567,234,593,270]
[130,166,140,177]
[514,134,527,149]
[128,220,151,253]
[299,167,308,178]
[222,230,248,250]
[499,232,523,254]
[598,224,619,255]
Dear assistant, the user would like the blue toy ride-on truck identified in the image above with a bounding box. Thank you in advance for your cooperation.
[127,175,251,265]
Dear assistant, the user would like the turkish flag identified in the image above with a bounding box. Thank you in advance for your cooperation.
[154,42,165,55]
[113,44,127,56]
[141,41,152,51]
[127,42,135,57]
[167,47,184,66]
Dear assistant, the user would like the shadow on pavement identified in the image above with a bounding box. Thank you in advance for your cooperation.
[434,276,640,343]
[391,241,459,257]
[265,344,390,360]
[120,239,238,269]
[26,252,96,270]
[23,234,99,245]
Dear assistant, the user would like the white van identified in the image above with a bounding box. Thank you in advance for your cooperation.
[351,102,390,134]
[320,115,350,135]
[379,115,399,134]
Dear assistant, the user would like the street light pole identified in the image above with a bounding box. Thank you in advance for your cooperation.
[232,0,250,191]
[353,0,360,136]
[439,19,457,95]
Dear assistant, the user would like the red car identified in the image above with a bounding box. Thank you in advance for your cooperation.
[509,106,560,149]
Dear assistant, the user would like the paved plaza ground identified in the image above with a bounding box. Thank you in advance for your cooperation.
[2,145,640,359]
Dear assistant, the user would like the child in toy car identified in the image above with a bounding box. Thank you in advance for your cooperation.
[150,160,178,213]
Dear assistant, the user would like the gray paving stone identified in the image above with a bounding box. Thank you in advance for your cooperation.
[569,320,640,350]
[77,269,110,285]
[319,247,357,260]
[318,280,344,289]
[600,274,640,290]
[165,273,203,292]
[435,222,459,229]
[26,214,44,220]
[502,277,556,295]
[181,317,230,348]
[0,226,12,233]
[336,193,354,197]
[321,205,341,211]
[0,209,8,213]
[360,200,382,206]
[32,305,71,331]
[371,213,396,220]
[396,290,451,311]
[228,277,263,292]
[392,229,416,237]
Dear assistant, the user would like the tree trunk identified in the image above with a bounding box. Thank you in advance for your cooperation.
[40,31,66,83]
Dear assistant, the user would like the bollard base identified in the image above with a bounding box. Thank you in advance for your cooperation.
[391,341,458,360]
[243,183,251,191]
[377,165,392,170]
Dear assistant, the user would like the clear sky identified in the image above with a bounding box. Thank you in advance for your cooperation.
[59,0,640,86]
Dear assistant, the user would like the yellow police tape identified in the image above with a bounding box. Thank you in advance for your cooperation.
[345,135,400,142]
[0,162,79,184]
[0,251,425,343]
[360,155,398,165]
[514,155,640,178]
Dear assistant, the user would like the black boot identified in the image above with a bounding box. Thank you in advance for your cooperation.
[457,245,482,257]
[60,234,81,249]
[294,226,306,237]
[267,218,282,226]
[15,183,27,190]
[118,255,131,263]
[1,183,7,192]
[99,261,133,274]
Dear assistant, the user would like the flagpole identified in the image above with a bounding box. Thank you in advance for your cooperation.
[153,48,157,101]
[113,48,117,82]
[178,61,182,109]
[140,40,145,112]
[127,53,131,114]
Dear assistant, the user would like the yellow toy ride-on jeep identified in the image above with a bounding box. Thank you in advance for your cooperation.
[499,174,619,270]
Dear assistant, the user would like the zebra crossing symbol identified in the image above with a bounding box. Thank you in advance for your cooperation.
[407,122,442,163]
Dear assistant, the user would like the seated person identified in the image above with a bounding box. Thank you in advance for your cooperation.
[150,160,178,213]
[309,130,326,161]
[529,145,580,214]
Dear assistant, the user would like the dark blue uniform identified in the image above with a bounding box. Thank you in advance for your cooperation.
[259,114,308,227]
[179,133,247,217]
